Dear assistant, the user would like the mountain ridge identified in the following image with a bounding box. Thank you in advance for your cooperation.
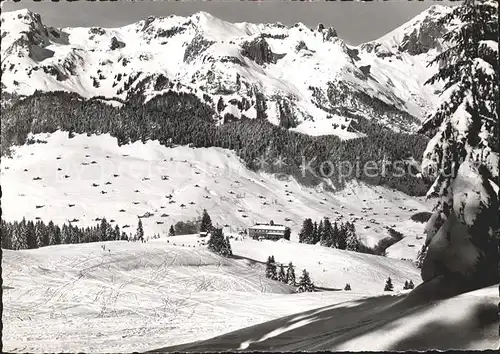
[1,6,453,137]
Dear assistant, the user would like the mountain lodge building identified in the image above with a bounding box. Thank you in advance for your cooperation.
[248,221,287,241]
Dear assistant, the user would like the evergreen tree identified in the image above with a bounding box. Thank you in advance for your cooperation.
[208,227,223,253]
[286,261,296,285]
[418,0,499,288]
[415,245,427,269]
[316,220,324,245]
[344,283,351,291]
[284,227,291,241]
[265,256,273,278]
[337,222,347,250]
[114,225,121,241]
[321,217,334,247]
[62,224,71,244]
[346,222,360,252]
[311,221,318,244]
[403,280,409,290]
[332,221,340,248]
[35,220,44,247]
[221,236,233,257]
[200,209,213,233]
[26,220,37,249]
[100,218,113,241]
[45,221,57,245]
[297,269,315,292]
[384,277,394,291]
[408,280,415,289]
[90,225,99,243]
[11,223,25,250]
[299,218,313,244]
[54,225,62,245]
[265,256,277,279]
[278,264,286,282]
[207,228,231,257]
[169,225,175,236]
[17,218,28,250]
[269,255,278,280]
[1,220,12,249]
[136,218,144,241]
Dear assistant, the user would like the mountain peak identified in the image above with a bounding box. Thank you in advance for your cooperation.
[2,8,42,24]
[362,4,453,56]
[192,10,216,21]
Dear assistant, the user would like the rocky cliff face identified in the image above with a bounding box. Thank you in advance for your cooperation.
[241,36,286,65]
[398,7,448,55]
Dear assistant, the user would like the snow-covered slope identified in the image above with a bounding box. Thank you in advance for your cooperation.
[161,282,499,352]
[1,131,432,249]
[231,238,421,293]
[2,234,422,352]
[1,6,453,136]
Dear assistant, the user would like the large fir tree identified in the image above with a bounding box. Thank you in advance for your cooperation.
[278,264,286,282]
[316,220,324,245]
[1,220,12,249]
[311,222,318,245]
[286,261,296,285]
[136,218,144,241]
[221,236,233,257]
[26,220,37,249]
[321,217,334,247]
[337,223,347,250]
[384,277,394,292]
[299,218,314,244]
[284,227,291,241]
[207,228,232,257]
[297,269,315,293]
[346,222,360,251]
[418,0,499,289]
[265,255,278,280]
[332,221,340,248]
[200,209,213,233]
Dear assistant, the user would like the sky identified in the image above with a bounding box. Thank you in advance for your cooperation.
[2,0,461,45]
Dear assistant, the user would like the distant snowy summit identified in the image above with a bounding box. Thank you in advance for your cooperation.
[1,6,453,137]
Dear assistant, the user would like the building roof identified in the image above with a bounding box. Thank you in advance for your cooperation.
[248,224,287,232]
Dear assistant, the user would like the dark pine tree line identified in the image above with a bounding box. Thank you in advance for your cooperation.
[2,90,430,196]
[298,217,359,251]
[1,217,131,250]
[298,217,409,256]
[264,256,314,292]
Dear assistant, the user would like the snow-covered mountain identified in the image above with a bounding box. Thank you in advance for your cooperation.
[1,6,453,137]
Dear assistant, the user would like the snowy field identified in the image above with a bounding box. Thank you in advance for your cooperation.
[1,132,438,352]
[2,235,417,353]
[1,131,432,256]
[162,283,499,352]
[231,238,421,293]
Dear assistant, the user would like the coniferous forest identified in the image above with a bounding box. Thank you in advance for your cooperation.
[1,217,133,250]
[1,90,430,195]
[298,217,404,256]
